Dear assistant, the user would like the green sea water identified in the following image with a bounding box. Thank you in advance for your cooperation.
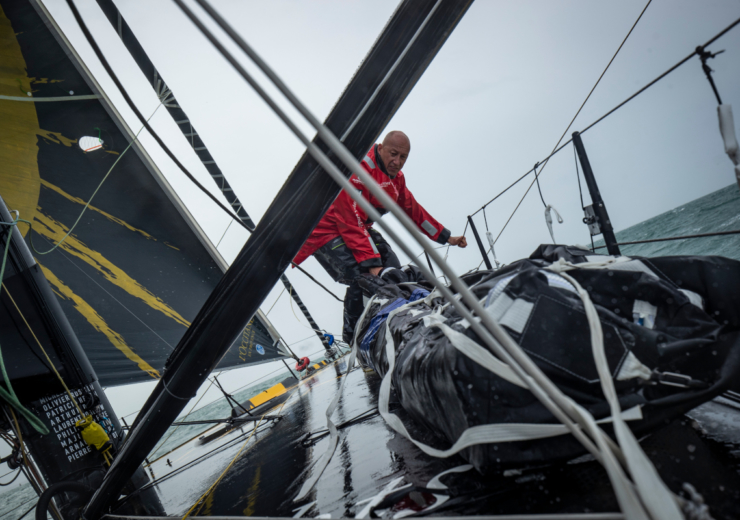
[594,183,740,260]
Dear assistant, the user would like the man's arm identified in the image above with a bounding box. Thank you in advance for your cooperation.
[397,176,467,248]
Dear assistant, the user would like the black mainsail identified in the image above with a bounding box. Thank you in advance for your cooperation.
[0,0,284,388]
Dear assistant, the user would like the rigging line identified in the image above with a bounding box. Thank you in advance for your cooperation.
[574,144,586,209]
[471,0,652,219]
[150,375,220,458]
[215,220,234,249]
[488,0,652,246]
[470,141,574,218]
[291,263,344,302]
[533,162,547,208]
[265,285,286,316]
[547,0,653,165]
[581,15,740,136]
[64,0,250,233]
[0,467,22,486]
[592,228,740,249]
[13,503,36,520]
[130,419,277,499]
[3,285,85,419]
[482,207,489,231]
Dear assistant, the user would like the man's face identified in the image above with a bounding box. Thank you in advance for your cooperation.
[377,137,410,177]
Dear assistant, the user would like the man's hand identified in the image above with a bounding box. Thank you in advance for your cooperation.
[448,236,468,248]
[369,266,383,276]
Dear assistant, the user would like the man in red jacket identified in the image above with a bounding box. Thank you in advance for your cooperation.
[294,131,467,343]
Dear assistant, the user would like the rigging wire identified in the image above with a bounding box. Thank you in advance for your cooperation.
[4,284,85,421]
[215,220,234,249]
[149,375,221,457]
[484,0,653,250]
[573,145,585,209]
[469,10,740,226]
[291,263,344,302]
[265,286,286,316]
[182,384,298,519]
[579,16,740,136]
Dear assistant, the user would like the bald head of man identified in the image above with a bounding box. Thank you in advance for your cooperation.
[377,131,410,177]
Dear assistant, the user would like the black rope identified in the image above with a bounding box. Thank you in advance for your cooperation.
[291,263,343,302]
[592,229,740,250]
[482,207,489,231]
[573,144,585,209]
[14,503,36,520]
[0,467,22,486]
[533,162,547,207]
[64,0,251,233]
[696,46,725,105]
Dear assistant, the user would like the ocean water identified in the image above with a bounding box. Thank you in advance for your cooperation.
[593,183,740,260]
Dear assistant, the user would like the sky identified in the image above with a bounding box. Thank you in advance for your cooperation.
[4,0,737,478]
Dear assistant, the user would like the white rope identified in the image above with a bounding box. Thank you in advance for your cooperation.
[375,297,643,457]
[486,231,502,269]
[544,205,564,244]
[548,259,684,519]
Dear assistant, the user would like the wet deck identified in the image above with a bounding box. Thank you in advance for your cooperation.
[134,355,740,519]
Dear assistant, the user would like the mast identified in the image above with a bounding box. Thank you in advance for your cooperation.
[572,131,621,256]
[82,1,475,516]
[94,0,333,355]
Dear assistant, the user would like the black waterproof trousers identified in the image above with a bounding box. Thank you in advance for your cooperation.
[313,229,400,343]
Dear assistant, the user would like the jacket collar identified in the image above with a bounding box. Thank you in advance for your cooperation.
[372,144,395,179]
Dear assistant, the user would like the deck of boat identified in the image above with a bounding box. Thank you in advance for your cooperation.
[136,355,740,519]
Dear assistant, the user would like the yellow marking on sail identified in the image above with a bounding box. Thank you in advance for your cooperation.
[34,210,191,327]
[201,490,214,517]
[164,242,180,251]
[30,78,63,85]
[242,466,262,516]
[38,130,76,147]
[39,263,160,380]
[40,179,157,241]
[0,6,41,233]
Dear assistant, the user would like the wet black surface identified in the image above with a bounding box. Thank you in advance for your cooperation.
[145,356,740,518]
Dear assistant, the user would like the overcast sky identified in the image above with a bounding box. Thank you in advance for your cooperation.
[27,0,740,436]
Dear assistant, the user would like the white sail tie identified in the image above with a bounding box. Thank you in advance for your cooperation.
[485,230,502,269]
[717,104,740,190]
[544,204,564,244]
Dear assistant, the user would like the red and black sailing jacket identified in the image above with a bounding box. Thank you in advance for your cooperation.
[293,144,450,267]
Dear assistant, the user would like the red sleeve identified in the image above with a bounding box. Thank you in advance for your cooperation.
[331,175,382,266]
[397,175,450,244]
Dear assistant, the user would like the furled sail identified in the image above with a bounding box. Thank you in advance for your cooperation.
[0,0,284,387]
